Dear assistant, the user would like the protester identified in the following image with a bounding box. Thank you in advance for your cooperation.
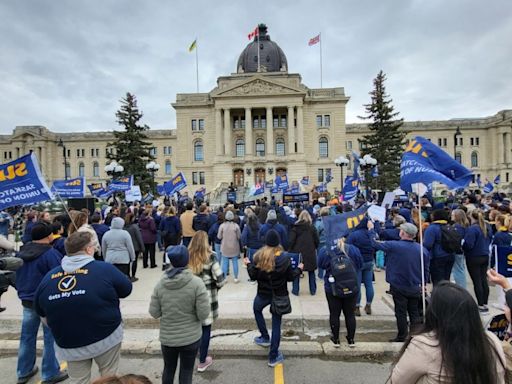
[314,206,330,279]
[493,214,512,247]
[208,211,224,263]
[451,208,468,288]
[389,281,505,383]
[91,214,110,256]
[149,245,210,384]
[368,221,430,342]
[259,210,288,250]
[139,208,158,269]
[21,211,37,244]
[187,231,225,372]
[241,212,263,262]
[192,204,211,233]
[463,209,492,313]
[34,232,132,384]
[159,206,182,268]
[180,202,196,247]
[102,217,136,277]
[217,210,241,283]
[289,210,319,296]
[318,238,362,347]
[16,222,68,384]
[50,221,66,256]
[0,234,21,312]
[124,212,145,282]
[245,230,303,367]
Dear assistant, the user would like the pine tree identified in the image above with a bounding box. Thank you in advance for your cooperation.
[107,93,155,193]
[359,70,405,191]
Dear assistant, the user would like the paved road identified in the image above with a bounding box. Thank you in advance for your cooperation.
[0,356,391,384]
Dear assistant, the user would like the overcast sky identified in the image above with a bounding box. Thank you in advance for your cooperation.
[0,0,511,133]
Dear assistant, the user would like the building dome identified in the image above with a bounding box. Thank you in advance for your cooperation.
[237,24,288,73]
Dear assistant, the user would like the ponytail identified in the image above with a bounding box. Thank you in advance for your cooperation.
[471,209,487,237]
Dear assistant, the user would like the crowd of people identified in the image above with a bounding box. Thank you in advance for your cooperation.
[2,190,512,383]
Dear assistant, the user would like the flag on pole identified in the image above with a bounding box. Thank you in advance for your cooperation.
[476,175,482,188]
[483,180,494,194]
[308,34,320,46]
[494,175,501,185]
[300,176,310,185]
[188,39,197,52]
[248,26,258,40]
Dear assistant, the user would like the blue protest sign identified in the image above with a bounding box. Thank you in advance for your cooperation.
[227,191,237,202]
[283,193,309,204]
[322,205,368,245]
[52,177,86,198]
[483,181,494,194]
[285,252,301,269]
[164,172,187,195]
[488,313,509,341]
[300,176,310,185]
[0,153,54,210]
[251,183,264,196]
[195,187,206,199]
[110,175,133,191]
[343,176,359,201]
[88,183,104,196]
[495,246,512,278]
[156,184,166,196]
[275,175,289,190]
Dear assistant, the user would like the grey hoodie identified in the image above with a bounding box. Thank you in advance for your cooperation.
[101,217,135,265]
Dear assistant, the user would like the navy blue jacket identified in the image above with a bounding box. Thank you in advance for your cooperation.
[241,224,263,249]
[368,230,430,291]
[346,218,374,262]
[318,244,363,294]
[16,243,62,305]
[453,224,466,254]
[159,216,181,236]
[22,220,35,244]
[493,230,512,247]
[423,221,453,259]
[91,223,110,245]
[192,213,211,233]
[34,260,132,348]
[259,220,288,250]
[208,222,222,245]
[463,224,492,258]
[51,237,66,256]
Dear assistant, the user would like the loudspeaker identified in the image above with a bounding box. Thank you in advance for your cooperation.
[68,198,97,212]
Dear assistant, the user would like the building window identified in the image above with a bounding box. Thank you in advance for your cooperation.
[165,160,171,175]
[275,138,285,156]
[443,138,447,147]
[458,137,463,146]
[346,141,352,150]
[93,162,99,177]
[192,172,205,185]
[194,140,204,161]
[316,115,322,128]
[319,137,328,158]
[191,120,197,131]
[78,162,85,177]
[323,115,330,127]
[198,119,205,130]
[475,137,479,146]
[149,147,157,156]
[316,115,330,128]
[256,138,265,157]
[90,148,99,157]
[65,162,71,179]
[3,151,12,160]
[317,168,324,182]
[455,152,462,164]
[236,139,245,157]
[76,149,85,157]
[233,116,245,129]
[261,117,266,128]
[253,117,259,128]
[507,173,510,183]
[437,138,442,147]
[347,154,352,170]
[471,151,478,167]
[200,171,205,184]
[163,146,172,155]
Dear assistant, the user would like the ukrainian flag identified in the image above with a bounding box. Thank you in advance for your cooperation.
[188,39,197,52]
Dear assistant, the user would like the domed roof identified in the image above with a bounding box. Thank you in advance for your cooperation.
[237,24,288,74]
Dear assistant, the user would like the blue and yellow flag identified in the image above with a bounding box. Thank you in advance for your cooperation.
[52,177,86,198]
[322,205,368,245]
[188,39,197,52]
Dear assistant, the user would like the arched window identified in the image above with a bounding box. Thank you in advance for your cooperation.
[78,162,85,177]
[236,139,245,157]
[65,162,71,179]
[319,137,328,158]
[256,138,265,157]
[275,137,285,156]
[194,140,204,161]
[165,160,172,175]
[455,152,462,164]
[93,162,99,177]
[471,151,478,167]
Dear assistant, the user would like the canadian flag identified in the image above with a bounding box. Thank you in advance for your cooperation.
[248,27,259,40]
[308,34,320,46]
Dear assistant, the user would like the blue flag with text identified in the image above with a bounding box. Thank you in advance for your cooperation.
[322,205,368,246]
[52,177,86,198]
[110,175,134,191]
[164,172,187,195]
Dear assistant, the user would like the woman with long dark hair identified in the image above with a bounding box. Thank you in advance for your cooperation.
[241,212,263,262]
[389,281,505,383]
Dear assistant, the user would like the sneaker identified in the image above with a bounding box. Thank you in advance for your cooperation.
[365,304,372,315]
[17,366,39,384]
[479,305,490,314]
[130,276,139,282]
[234,278,240,284]
[197,356,213,372]
[346,336,355,348]
[254,336,271,347]
[268,352,285,367]
[354,307,361,317]
[41,370,69,384]
[330,336,340,348]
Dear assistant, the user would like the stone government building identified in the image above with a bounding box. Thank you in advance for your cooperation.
[1,25,511,195]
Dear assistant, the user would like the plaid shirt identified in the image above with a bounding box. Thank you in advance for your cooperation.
[196,253,225,326]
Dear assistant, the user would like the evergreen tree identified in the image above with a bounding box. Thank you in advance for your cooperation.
[359,70,405,191]
[107,93,155,193]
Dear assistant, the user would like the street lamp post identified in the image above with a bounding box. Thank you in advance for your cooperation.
[104,161,124,204]
[146,161,161,195]
[57,139,68,180]
[359,154,378,201]
[334,155,350,194]
[454,126,462,160]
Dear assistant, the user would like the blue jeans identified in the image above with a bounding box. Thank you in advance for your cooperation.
[253,294,282,361]
[292,271,317,295]
[17,306,61,381]
[213,243,223,263]
[357,261,375,307]
[451,253,467,289]
[222,255,239,279]
[199,325,211,364]
[247,248,259,263]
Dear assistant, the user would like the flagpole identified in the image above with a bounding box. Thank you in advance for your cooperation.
[257,29,260,72]
[195,38,199,93]
[417,193,426,320]
[319,32,323,88]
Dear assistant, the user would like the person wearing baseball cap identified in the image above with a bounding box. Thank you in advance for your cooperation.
[16,222,68,384]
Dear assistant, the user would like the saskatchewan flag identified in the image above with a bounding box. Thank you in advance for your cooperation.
[188,39,197,52]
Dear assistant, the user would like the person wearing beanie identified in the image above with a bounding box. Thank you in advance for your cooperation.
[244,230,303,367]
[259,210,289,250]
[16,222,68,384]
[217,210,242,283]
[34,231,132,384]
[149,245,210,384]
[101,217,136,277]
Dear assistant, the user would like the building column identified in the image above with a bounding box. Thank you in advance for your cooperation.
[504,132,510,164]
[287,106,295,154]
[215,108,223,156]
[297,106,304,154]
[498,132,504,165]
[245,107,253,155]
[224,108,231,156]
[266,106,274,155]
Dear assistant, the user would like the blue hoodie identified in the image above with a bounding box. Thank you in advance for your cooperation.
[259,221,288,250]
[463,224,492,258]
[346,218,374,262]
[423,221,453,259]
[318,244,363,294]
[241,223,263,249]
[492,229,512,247]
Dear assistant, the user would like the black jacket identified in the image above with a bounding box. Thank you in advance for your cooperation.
[289,223,319,271]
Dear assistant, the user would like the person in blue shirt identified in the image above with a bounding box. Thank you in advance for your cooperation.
[259,210,288,250]
[241,213,263,263]
[367,220,430,342]
[493,214,512,247]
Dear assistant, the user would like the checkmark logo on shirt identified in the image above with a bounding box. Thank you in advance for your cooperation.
[58,275,76,292]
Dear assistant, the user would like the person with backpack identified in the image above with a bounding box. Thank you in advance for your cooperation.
[451,209,469,289]
[423,209,458,285]
[318,238,362,347]
[314,207,330,280]
[367,221,430,342]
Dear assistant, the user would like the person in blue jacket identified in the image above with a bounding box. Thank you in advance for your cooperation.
[492,214,512,247]
[318,238,362,348]
[259,210,288,250]
[463,209,492,313]
[346,217,374,316]
[16,222,67,384]
[367,221,430,342]
[423,209,455,285]
[34,231,132,384]
[208,212,224,263]
[241,212,263,262]
[451,209,469,289]
[192,204,211,233]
